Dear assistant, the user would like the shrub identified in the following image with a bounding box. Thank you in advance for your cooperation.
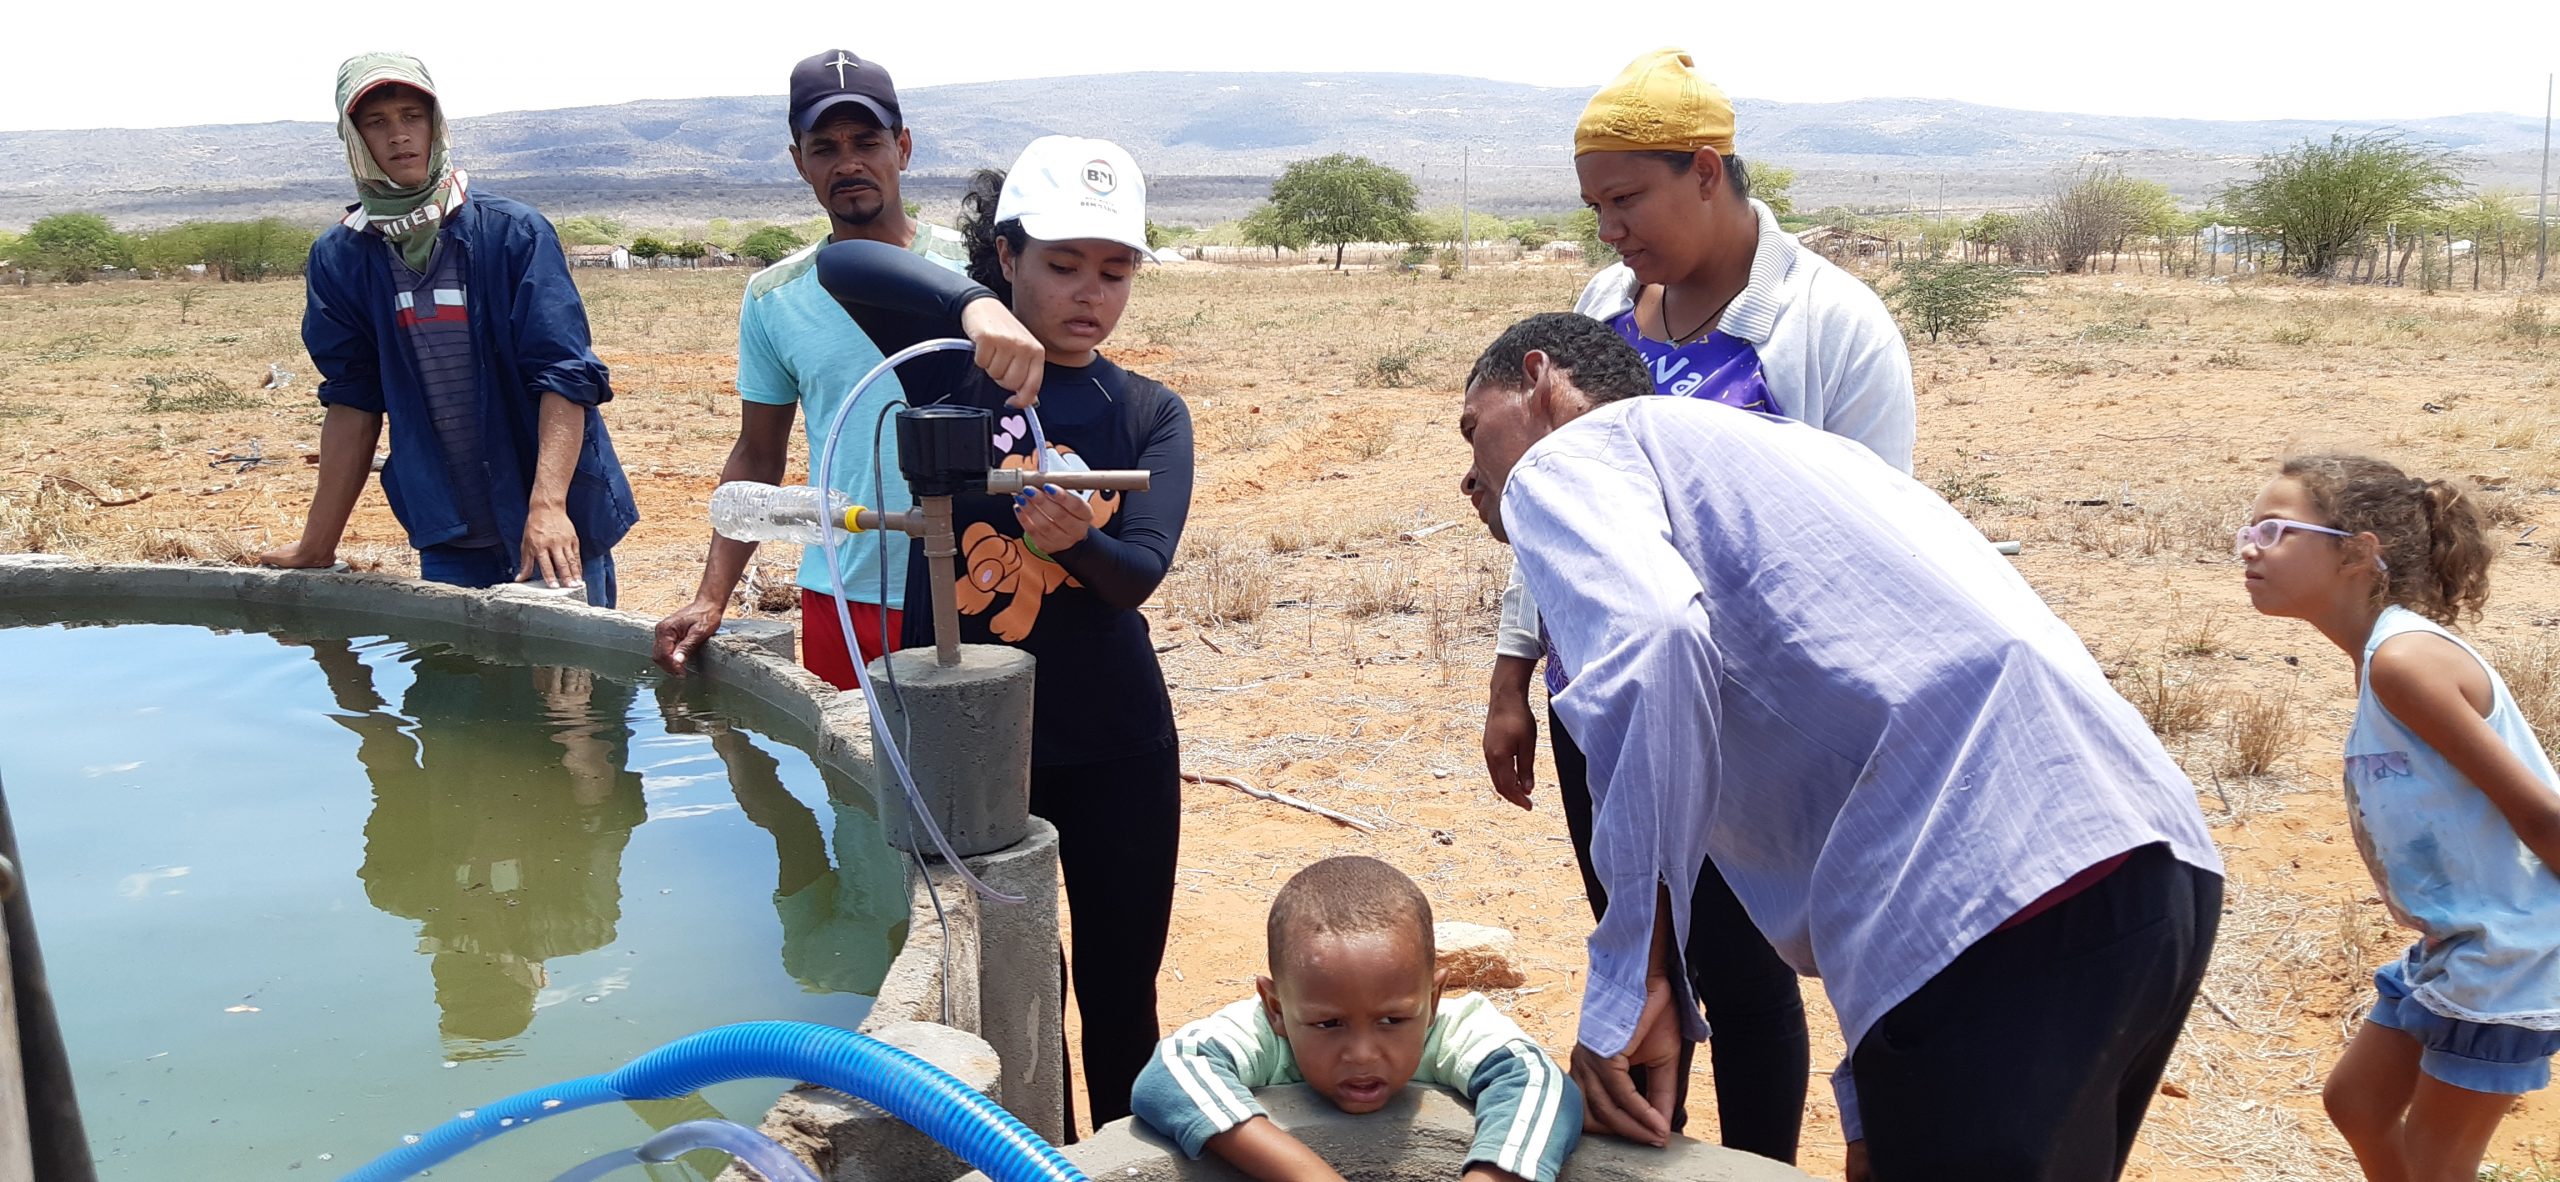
[1886,260,2021,342]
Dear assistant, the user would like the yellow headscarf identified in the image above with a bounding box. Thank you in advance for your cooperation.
[1574,49,1736,157]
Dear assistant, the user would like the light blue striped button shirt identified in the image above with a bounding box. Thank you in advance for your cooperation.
[1503,396,2221,1134]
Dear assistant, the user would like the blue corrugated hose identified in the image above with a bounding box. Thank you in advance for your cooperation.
[342,1021,1083,1182]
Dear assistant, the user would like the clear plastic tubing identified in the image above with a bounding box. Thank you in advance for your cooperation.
[548,1119,820,1182]
[803,337,1043,905]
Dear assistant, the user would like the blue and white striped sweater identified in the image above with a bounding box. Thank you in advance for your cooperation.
[1132,992,1580,1182]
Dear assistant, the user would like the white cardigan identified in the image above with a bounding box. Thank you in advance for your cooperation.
[1496,198,1918,661]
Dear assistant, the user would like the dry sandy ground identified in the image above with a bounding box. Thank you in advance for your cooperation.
[5,261,2559,1180]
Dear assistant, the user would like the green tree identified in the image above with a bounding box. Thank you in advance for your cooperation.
[1567,208,1617,267]
[130,220,310,280]
[1963,211,2019,262]
[1413,206,1465,247]
[1267,154,1420,270]
[629,236,671,262]
[2453,189,2532,284]
[1750,163,1798,219]
[1886,259,2021,342]
[1145,220,1170,250]
[202,219,314,281]
[0,229,20,261]
[737,224,806,265]
[672,241,708,263]
[1239,202,1309,258]
[21,212,130,282]
[2118,178,2180,270]
[553,215,626,246]
[131,223,209,276]
[1413,206,1512,248]
[1512,219,1557,251]
[2222,132,2462,278]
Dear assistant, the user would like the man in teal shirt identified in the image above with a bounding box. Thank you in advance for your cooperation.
[654,49,971,686]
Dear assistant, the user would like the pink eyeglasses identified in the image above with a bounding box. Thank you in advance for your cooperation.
[2232,518,2387,572]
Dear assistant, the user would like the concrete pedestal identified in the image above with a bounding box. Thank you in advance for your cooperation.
[961,820,1066,1146]
[866,645,1033,858]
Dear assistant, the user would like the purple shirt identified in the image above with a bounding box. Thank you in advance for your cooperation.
[1608,310,1773,412]
[1538,314,1779,695]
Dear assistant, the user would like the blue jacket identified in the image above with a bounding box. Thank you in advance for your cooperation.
[304,192,639,564]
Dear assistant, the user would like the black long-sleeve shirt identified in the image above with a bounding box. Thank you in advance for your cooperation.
[817,239,1195,766]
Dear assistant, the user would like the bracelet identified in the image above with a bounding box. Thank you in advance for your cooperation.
[1021,535,1053,564]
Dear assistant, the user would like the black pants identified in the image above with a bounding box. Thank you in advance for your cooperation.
[1035,743,1182,1133]
[1853,843,2220,1181]
[1553,708,1809,1164]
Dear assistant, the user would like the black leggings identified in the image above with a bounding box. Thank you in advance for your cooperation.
[1035,744,1183,1134]
[1852,843,2219,1180]
[1553,708,1809,1164]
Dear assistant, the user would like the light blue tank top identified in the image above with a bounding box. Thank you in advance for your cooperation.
[2346,606,2560,1029]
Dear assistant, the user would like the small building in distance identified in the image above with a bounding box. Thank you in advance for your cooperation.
[564,244,631,270]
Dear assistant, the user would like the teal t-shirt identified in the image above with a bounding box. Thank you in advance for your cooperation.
[736,225,969,601]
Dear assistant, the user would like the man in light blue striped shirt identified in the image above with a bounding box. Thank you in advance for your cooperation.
[1456,314,2223,1180]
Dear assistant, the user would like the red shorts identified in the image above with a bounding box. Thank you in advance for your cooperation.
[800,589,904,691]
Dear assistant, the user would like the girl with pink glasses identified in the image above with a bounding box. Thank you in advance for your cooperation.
[2238,454,2560,1181]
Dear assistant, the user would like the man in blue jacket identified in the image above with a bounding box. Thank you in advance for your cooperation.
[258,52,637,606]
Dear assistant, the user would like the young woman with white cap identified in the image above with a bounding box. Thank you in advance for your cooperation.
[816,135,1193,1134]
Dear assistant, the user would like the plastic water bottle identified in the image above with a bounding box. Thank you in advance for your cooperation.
[707,482,856,545]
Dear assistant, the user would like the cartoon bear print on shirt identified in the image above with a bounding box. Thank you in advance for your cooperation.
[954,444,1121,642]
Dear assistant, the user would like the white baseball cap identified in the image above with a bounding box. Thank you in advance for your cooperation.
[993,136,1149,256]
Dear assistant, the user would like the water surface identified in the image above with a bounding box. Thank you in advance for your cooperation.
[0,611,907,1179]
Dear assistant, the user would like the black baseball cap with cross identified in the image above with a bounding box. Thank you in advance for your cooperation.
[789,50,902,135]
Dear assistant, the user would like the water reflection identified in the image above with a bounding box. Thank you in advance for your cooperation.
[294,637,647,1054]
[286,636,905,1064]
[654,686,909,998]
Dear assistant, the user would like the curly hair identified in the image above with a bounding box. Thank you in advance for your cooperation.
[2280,454,2492,625]
[958,168,1027,304]
[1466,312,1654,404]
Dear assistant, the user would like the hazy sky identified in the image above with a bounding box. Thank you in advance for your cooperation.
[6,0,2553,132]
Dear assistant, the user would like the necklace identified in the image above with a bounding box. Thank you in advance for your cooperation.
[1659,284,1738,346]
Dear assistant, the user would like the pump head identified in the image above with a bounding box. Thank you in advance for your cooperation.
[896,407,993,498]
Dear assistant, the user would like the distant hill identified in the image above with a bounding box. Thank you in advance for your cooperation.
[2,72,2545,229]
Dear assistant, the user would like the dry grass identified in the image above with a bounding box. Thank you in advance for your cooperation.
[2132,663,2221,736]
[2490,633,2560,765]
[2220,682,2299,778]
[1183,536,1277,625]
[18,263,2560,1180]
[1204,411,1277,454]
[2176,609,2227,657]
[1343,559,1417,618]
[1327,514,1408,553]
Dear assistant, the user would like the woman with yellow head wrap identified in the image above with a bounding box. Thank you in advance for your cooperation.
[1482,47,1918,1171]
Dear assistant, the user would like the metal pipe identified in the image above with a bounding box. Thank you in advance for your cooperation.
[982,469,1151,495]
[921,495,963,667]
